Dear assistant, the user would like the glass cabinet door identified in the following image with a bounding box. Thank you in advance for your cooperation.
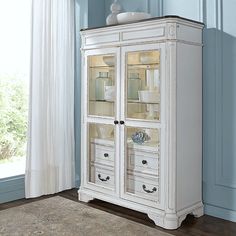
[121,44,164,207]
[87,54,116,118]
[125,50,160,121]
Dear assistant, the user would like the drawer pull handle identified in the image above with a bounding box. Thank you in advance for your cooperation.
[98,174,110,182]
[142,185,157,193]
[114,120,119,125]
[104,153,109,157]
[120,120,125,125]
[142,160,147,165]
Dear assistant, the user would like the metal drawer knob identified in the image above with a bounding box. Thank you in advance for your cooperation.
[98,174,110,182]
[142,185,157,193]
[104,153,109,157]
[142,160,147,165]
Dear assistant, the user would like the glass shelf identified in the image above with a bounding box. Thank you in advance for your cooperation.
[128,100,160,105]
[90,100,114,103]
[89,65,115,69]
[127,64,159,70]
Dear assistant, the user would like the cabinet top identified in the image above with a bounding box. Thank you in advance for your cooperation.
[81,15,204,32]
[80,15,204,49]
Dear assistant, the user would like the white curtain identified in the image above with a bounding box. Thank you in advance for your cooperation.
[25,0,75,198]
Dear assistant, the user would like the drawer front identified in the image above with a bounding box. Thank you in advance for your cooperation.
[121,26,165,42]
[85,33,120,46]
[128,149,159,174]
[127,174,159,202]
[91,165,115,189]
[91,143,114,166]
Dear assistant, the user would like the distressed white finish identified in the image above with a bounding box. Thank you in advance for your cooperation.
[78,17,204,229]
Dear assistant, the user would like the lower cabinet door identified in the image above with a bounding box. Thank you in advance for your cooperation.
[86,122,116,193]
[121,126,162,208]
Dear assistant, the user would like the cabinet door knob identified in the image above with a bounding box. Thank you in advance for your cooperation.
[142,185,157,193]
[114,120,119,125]
[104,153,109,157]
[142,160,147,165]
[98,174,110,182]
[120,121,125,125]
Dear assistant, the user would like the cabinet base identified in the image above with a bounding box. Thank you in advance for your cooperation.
[77,189,203,229]
[78,190,94,203]
[148,204,204,229]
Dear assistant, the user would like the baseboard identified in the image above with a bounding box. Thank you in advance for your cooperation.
[0,175,25,204]
[204,203,236,222]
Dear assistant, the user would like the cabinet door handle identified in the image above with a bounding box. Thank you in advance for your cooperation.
[98,174,110,182]
[114,120,119,125]
[120,120,125,125]
[142,160,147,165]
[104,153,109,157]
[142,185,157,193]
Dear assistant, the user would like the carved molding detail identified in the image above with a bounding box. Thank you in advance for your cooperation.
[168,24,176,38]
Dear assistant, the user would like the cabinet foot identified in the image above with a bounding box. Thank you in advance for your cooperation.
[147,204,204,229]
[191,205,204,218]
[78,190,94,203]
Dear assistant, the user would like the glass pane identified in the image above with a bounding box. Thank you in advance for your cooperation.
[126,50,160,121]
[125,127,160,201]
[88,54,116,117]
[88,123,115,190]
[0,0,30,179]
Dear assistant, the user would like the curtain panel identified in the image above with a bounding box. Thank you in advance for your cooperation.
[25,0,75,198]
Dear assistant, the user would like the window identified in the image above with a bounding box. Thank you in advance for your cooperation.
[0,0,30,178]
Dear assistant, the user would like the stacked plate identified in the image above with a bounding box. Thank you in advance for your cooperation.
[117,12,151,24]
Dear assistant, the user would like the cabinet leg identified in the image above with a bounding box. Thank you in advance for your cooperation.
[192,205,204,218]
[78,190,94,203]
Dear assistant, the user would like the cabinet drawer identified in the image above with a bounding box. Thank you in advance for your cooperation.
[91,165,115,189]
[128,149,159,175]
[91,143,114,166]
[127,174,159,202]
[85,33,120,46]
[121,26,165,42]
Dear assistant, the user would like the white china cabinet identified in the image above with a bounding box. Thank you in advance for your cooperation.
[78,16,204,229]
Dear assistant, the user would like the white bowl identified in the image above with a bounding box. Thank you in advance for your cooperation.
[117,12,151,24]
[103,56,115,66]
[139,52,155,64]
[138,90,160,103]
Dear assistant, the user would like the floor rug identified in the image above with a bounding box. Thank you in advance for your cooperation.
[0,196,173,236]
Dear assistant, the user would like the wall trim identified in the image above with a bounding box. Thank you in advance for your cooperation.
[205,203,236,222]
[0,175,25,204]
[158,0,163,16]
[146,0,150,13]
[198,0,204,22]
[214,0,236,189]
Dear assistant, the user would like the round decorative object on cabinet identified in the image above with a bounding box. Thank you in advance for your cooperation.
[106,0,122,25]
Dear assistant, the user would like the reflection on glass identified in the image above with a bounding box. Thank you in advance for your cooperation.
[126,50,160,121]
[88,123,115,189]
[125,126,160,200]
[88,54,115,117]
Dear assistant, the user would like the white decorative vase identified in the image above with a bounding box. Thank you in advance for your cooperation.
[106,0,122,25]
